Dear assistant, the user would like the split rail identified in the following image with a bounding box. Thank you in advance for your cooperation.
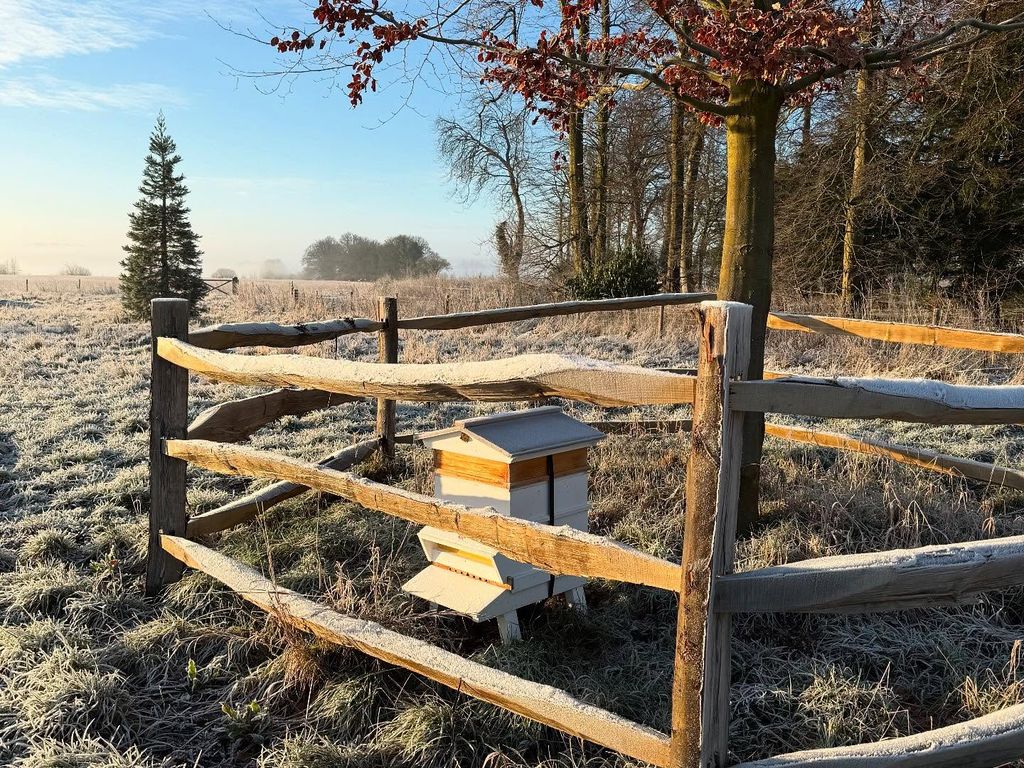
[147,293,1024,767]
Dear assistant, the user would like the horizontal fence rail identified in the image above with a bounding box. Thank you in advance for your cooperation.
[188,388,359,443]
[768,311,1024,353]
[589,419,1024,492]
[157,339,696,407]
[396,292,714,330]
[732,377,1024,425]
[735,700,1024,767]
[161,535,672,766]
[716,535,1024,613]
[764,424,1024,490]
[185,437,381,537]
[166,439,682,591]
[190,317,384,350]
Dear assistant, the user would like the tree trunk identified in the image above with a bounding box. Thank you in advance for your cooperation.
[680,124,704,293]
[666,100,686,292]
[591,0,611,267]
[566,7,591,275]
[841,67,873,315]
[718,79,782,536]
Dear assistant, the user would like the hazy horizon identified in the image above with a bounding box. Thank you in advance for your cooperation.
[0,2,499,278]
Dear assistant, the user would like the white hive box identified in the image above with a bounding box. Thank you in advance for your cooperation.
[402,407,605,641]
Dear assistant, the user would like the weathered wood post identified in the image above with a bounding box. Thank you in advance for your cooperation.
[232,276,239,295]
[146,298,190,596]
[376,296,399,458]
[670,301,751,768]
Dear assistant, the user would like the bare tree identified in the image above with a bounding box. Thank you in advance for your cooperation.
[437,94,533,282]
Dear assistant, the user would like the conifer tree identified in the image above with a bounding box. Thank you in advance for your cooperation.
[120,114,205,319]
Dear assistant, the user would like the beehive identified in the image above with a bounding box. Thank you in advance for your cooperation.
[402,407,605,642]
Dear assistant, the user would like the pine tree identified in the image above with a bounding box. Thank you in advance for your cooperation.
[120,114,206,319]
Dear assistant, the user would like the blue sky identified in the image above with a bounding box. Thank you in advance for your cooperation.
[0,1,497,276]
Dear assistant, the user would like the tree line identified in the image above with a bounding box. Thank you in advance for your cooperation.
[300,234,449,281]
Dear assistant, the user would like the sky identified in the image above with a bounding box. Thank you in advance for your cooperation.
[0,1,498,277]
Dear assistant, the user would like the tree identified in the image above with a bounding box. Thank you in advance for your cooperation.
[436,95,532,282]
[268,0,1024,534]
[211,267,237,278]
[120,114,205,320]
[301,233,448,279]
[61,264,92,276]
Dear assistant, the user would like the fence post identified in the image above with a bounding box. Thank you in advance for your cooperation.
[232,276,239,295]
[669,301,751,768]
[376,296,399,458]
[146,298,190,596]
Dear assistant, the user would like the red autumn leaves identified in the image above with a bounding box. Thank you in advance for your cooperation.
[268,0,885,121]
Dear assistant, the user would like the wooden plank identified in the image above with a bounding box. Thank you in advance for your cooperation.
[189,317,383,350]
[716,534,1024,614]
[157,339,696,407]
[588,419,693,435]
[188,388,359,443]
[735,701,1024,767]
[160,535,672,766]
[165,438,681,591]
[396,292,715,331]
[146,299,191,596]
[768,311,1024,354]
[434,448,589,489]
[764,424,1024,490]
[376,297,399,458]
[670,301,751,768]
[731,378,1024,425]
[185,437,380,537]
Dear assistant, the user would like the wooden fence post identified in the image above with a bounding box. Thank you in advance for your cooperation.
[669,301,751,768]
[376,296,399,458]
[146,298,190,596]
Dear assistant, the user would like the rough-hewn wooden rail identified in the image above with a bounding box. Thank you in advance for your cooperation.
[185,437,381,536]
[157,339,695,407]
[768,311,1024,353]
[188,388,358,443]
[716,535,1024,613]
[166,438,682,592]
[162,535,672,767]
[190,317,383,350]
[763,424,1024,490]
[735,700,1024,767]
[732,377,1024,425]
[396,292,714,330]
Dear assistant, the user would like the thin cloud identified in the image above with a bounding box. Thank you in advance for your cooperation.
[0,1,243,67]
[0,76,185,111]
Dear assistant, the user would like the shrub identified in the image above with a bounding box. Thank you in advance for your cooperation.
[563,249,660,300]
[61,264,92,276]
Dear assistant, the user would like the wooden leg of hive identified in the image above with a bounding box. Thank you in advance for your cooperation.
[564,586,588,613]
[496,611,522,643]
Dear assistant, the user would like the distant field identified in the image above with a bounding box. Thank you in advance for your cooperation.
[2,279,1024,766]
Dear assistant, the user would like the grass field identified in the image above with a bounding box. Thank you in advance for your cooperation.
[3,276,1024,767]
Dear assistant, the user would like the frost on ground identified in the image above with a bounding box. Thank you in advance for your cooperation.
[2,280,1024,767]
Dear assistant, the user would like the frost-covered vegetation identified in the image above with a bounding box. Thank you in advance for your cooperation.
[2,277,1024,766]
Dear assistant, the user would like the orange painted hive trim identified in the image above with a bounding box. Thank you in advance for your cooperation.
[433,448,589,489]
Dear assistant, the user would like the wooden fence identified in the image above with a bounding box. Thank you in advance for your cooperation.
[147,294,1024,767]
